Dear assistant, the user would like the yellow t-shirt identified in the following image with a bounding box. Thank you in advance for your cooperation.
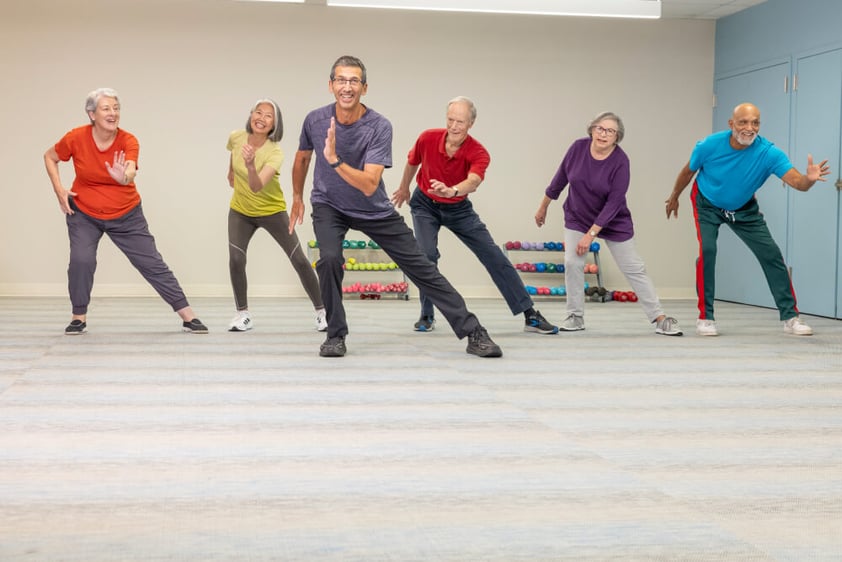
[227,130,285,216]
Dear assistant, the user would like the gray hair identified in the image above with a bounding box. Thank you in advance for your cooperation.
[246,98,284,143]
[85,88,120,122]
[587,111,625,143]
[447,96,477,124]
[330,55,367,84]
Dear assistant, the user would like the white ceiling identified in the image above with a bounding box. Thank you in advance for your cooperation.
[291,0,768,20]
[660,0,766,19]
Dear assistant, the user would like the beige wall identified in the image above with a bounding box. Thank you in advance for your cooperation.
[1,0,714,300]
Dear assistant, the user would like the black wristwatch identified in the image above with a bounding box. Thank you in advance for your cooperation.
[330,157,343,168]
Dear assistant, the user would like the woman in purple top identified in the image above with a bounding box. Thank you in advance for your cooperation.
[534,111,682,336]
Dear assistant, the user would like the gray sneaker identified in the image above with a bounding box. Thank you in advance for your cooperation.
[559,314,585,331]
[319,335,347,357]
[466,326,503,358]
[655,316,683,336]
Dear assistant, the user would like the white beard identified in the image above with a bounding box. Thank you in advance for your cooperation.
[732,128,757,147]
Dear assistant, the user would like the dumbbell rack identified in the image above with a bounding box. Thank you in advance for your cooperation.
[307,238,410,300]
[503,241,605,300]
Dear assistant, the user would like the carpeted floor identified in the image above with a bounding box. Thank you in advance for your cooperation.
[0,296,840,561]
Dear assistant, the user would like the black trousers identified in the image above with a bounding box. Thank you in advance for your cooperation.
[311,203,480,339]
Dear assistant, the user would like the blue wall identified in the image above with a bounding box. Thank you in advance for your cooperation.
[715,0,842,77]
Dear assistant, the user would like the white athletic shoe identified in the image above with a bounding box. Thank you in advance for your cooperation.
[229,310,253,332]
[316,309,327,332]
[654,316,683,336]
[695,319,718,336]
[783,316,813,336]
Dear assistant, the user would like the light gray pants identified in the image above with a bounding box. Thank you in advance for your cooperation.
[564,228,664,322]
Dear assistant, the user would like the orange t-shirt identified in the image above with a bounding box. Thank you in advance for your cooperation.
[54,125,141,219]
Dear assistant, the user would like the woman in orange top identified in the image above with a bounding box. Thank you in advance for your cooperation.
[44,88,207,334]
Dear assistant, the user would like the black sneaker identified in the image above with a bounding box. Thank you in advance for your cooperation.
[183,318,209,334]
[524,310,558,334]
[466,326,503,358]
[65,319,87,335]
[320,335,347,357]
[414,316,435,332]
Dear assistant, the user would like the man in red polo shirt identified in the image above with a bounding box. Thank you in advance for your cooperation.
[391,97,557,335]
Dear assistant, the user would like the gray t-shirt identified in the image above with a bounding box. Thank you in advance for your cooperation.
[298,103,394,219]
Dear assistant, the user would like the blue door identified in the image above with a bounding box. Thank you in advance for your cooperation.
[790,48,842,318]
[712,62,791,308]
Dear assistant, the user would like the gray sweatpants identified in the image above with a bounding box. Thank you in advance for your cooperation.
[66,202,189,315]
[564,228,664,322]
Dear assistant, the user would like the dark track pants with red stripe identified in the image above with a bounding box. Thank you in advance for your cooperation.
[690,182,799,322]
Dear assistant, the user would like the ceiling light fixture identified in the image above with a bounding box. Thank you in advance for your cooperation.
[325,0,661,19]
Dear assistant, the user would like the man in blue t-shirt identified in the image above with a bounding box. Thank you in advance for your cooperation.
[289,55,502,358]
[666,102,830,337]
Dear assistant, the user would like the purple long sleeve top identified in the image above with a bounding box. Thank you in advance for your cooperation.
[544,137,634,242]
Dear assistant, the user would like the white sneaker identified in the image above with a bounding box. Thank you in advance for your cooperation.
[315,308,327,332]
[229,310,252,332]
[655,316,683,336]
[783,316,813,336]
[695,319,718,336]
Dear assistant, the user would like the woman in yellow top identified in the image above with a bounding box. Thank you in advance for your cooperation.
[227,99,325,331]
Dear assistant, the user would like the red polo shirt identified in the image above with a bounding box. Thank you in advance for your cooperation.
[407,129,490,203]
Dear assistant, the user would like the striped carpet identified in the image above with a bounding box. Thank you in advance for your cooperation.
[1,296,840,561]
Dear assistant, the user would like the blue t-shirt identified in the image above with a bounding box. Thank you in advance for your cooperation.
[690,130,793,210]
[298,104,393,219]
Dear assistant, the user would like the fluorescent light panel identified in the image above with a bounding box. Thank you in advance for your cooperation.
[325,0,661,18]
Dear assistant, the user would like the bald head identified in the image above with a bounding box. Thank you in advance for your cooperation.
[729,103,760,147]
[732,103,760,120]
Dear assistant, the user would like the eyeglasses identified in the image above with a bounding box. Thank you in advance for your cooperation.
[332,77,364,87]
[593,125,617,136]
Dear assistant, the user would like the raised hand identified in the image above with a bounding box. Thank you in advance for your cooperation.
[105,150,129,184]
[805,154,830,183]
[241,144,256,168]
[323,117,337,164]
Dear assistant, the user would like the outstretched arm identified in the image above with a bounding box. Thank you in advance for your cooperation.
[665,162,696,219]
[781,154,831,191]
[428,173,482,199]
